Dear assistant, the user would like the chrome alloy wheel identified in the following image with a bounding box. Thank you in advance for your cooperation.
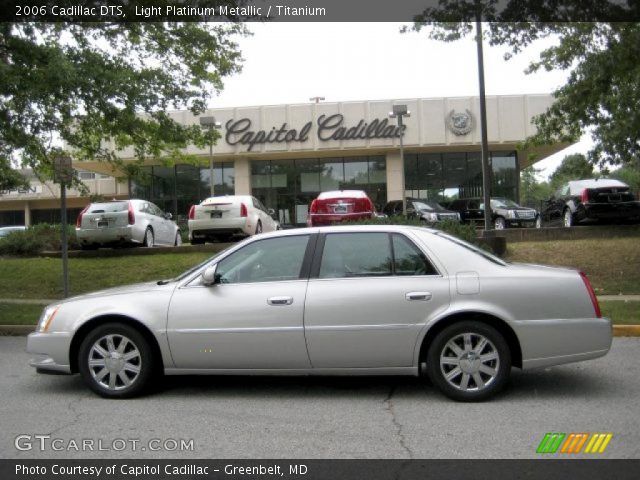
[88,334,141,391]
[439,333,500,392]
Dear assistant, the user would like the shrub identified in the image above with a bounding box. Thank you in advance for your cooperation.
[338,216,488,249]
[0,224,80,256]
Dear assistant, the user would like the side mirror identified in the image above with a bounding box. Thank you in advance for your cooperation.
[406,207,416,215]
[267,208,275,216]
[201,265,219,286]
[164,212,173,220]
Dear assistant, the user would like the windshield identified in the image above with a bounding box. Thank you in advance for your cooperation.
[434,232,507,266]
[412,201,446,212]
[490,198,519,209]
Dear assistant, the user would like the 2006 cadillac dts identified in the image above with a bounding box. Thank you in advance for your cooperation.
[27,225,612,401]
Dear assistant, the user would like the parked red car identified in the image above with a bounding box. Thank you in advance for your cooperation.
[307,190,375,227]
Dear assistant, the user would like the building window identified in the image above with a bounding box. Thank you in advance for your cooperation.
[251,156,386,227]
[0,210,25,226]
[404,151,517,205]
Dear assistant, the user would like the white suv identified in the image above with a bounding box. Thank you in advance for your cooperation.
[188,195,278,244]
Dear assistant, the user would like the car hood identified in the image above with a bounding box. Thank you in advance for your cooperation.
[58,281,173,304]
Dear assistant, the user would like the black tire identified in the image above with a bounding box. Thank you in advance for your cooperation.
[143,227,154,247]
[255,221,262,235]
[190,237,205,245]
[80,244,98,251]
[174,232,182,247]
[426,321,511,402]
[78,323,155,399]
[563,208,573,228]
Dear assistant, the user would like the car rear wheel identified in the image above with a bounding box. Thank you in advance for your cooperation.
[563,209,573,228]
[535,216,542,228]
[174,232,182,247]
[143,227,154,247]
[78,323,155,399]
[494,217,506,230]
[427,321,511,402]
[255,221,262,235]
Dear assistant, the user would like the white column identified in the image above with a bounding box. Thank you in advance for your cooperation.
[234,157,251,195]
[386,151,404,202]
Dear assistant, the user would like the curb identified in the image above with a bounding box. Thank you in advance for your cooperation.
[1,324,639,337]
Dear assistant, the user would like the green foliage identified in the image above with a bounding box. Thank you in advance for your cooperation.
[0,224,80,256]
[407,10,640,167]
[549,153,595,189]
[520,166,552,208]
[1,17,248,187]
[610,164,640,193]
[339,216,484,247]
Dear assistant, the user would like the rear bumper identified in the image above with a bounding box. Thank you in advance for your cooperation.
[581,203,640,221]
[514,317,612,370]
[27,332,73,374]
[308,212,373,226]
[76,226,139,245]
[189,218,250,238]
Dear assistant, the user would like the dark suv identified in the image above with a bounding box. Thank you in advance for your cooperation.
[540,179,640,227]
[383,198,460,224]
[448,197,540,229]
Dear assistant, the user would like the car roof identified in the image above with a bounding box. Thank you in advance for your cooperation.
[317,190,368,199]
[254,224,437,240]
[568,179,628,191]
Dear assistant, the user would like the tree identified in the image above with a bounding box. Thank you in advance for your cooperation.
[610,164,640,193]
[520,166,551,208]
[549,153,594,188]
[0,10,247,188]
[407,2,640,168]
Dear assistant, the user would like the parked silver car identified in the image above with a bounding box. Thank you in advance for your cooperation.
[76,199,181,249]
[27,225,611,401]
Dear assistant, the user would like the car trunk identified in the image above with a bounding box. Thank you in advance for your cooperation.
[583,186,635,204]
[196,200,241,220]
[80,202,130,229]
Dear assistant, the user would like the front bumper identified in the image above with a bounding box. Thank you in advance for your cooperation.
[515,317,612,370]
[27,332,73,374]
[505,218,537,228]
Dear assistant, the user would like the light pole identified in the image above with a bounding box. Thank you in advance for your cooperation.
[475,12,492,231]
[199,116,222,197]
[389,104,410,216]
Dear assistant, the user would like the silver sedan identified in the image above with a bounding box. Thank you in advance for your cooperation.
[27,225,611,401]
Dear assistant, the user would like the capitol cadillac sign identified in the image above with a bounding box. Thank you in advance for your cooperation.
[224,114,406,152]
[223,110,475,151]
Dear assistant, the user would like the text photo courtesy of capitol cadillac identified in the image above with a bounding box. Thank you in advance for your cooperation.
[2,1,640,480]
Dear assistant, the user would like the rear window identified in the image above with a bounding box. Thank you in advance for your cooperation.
[88,202,128,213]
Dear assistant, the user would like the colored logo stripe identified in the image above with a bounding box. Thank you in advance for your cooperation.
[537,433,566,453]
[537,433,613,454]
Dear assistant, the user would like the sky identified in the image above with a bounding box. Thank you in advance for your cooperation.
[210,22,592,179]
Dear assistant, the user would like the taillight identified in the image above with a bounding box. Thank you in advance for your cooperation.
[76,205,89,228]
[309,199,318,213]
[580,271,601,318]
[128,201,135,225]
[581,188,589,203]
[188,205,195,220]
[240,203,248,217]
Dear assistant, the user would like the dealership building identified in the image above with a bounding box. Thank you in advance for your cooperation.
[0,94,565,227]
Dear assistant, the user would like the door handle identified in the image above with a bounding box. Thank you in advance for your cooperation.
[267,296,293,306]
[406,292,432,301]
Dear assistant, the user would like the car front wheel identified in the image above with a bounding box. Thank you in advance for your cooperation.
[563,209,573,228]
[78,323,155,398]
[494,217,506,230]
[426,321,511,402]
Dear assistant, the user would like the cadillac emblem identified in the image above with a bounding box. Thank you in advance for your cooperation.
[447,109,474,136]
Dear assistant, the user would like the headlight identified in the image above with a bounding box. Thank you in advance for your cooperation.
[37,305,59,333]
[424,212,438,222]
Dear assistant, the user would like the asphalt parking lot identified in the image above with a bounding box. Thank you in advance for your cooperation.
[1,336,638,459]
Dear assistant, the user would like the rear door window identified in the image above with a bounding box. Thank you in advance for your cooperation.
[392,234,438,275]
[319,233,391,279]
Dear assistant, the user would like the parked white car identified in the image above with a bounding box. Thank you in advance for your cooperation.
[76,200,181,249]
[188,195,278,244]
